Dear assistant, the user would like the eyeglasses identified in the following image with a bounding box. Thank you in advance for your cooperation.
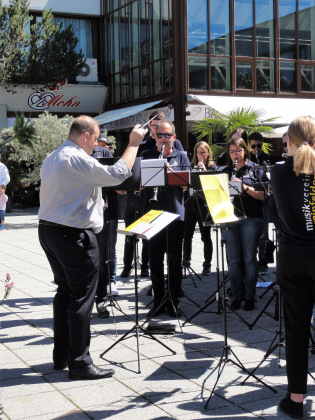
[283,142,287,147]
[229,149,243,154]
[150,124,158,129]
[197,151,207,155]
[250,144,262,149]
[156,133,173,139]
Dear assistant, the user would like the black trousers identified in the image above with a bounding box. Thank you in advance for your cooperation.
[148,220,184,306]
[183,204,213,268]
[38,224,99,369]
[277,246,315,394]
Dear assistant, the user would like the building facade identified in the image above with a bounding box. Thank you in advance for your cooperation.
[1,0,315,151]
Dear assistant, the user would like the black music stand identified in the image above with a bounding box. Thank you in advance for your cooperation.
[100,221,176,374]
[203,234,276,408]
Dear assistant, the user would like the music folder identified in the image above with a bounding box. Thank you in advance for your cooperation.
[117,210,179,240]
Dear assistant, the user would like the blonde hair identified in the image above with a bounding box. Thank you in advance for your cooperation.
[288,116,315,176]
[191,141,213,167]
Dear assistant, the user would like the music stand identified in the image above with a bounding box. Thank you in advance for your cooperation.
[203,233,276,408]
[100,214,177,373]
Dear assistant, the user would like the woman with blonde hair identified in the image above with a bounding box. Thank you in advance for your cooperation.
[183,141,216,275]
[271,116,315,418]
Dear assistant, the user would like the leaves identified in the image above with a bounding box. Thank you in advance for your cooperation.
[0,0,84,91]
[192,107,279,145]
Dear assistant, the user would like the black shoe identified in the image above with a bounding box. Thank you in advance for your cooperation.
[243,300,255,311]
[147,304,165,317]
[69,363,115,380]
[120,267,133,278]
[279,393,303,419]
[230,299,242,310]
[166,303,181,318]
[140,267,149,277]
[54,362,68,370]
[96,302,110,318]
[202,267,211,276]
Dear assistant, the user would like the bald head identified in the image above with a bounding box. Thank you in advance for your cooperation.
[69,115,100,155]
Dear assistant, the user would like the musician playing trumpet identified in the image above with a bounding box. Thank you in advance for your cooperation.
[183,142,216,275]
[140,120,191,318]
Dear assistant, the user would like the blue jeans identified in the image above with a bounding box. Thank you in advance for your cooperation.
[222,218,264,301]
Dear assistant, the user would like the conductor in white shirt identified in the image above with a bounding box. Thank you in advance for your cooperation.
[38,115,146,380]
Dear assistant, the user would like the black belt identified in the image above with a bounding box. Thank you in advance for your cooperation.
[39,219,92,231]
[39,219,70,228]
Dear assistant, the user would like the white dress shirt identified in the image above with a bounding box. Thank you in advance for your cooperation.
[0,162,10,186]
[38,140,131,233]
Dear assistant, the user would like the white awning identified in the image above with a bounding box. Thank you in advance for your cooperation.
[187,94,315,126]
[96,100,163,125]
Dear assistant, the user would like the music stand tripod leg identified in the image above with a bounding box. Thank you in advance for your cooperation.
[204,237,275,408]
[100,235,175,373]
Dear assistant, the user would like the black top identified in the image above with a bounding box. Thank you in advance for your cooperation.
[271,157,315,247]
[250,150,271,165]
[92,146,118,220]
[222,160,266,219]
[140,147,191,221]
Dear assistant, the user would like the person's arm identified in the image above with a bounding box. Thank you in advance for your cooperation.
[241,182,266,200]
[121,125,147,170]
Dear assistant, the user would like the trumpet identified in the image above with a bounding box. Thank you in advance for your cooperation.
[149,142,165,205]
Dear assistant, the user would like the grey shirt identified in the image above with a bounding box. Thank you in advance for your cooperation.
[38,140,131,233]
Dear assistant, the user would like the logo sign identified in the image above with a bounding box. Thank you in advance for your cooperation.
[28,90,82,111]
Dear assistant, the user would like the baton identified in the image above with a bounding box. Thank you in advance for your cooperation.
[140,116,156,129]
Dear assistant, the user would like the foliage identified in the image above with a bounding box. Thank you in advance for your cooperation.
[0,0,84,91]
[0,112,37,151]
[1,112,75,195]
[0,0,29,88]
[1,113,118,196]
[192,106,278,156]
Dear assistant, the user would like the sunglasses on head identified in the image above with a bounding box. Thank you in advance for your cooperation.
[250,143,262,149]
[156,133,173,139]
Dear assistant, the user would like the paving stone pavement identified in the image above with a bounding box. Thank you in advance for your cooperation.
[0,207,314,420]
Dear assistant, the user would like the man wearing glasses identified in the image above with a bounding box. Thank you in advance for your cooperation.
[248,131,270,165]
[140,120,190,318]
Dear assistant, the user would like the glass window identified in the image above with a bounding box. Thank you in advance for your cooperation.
[150,0,161,61]
[298,0,315,60]
[211,57,230,90]
[255,0,274,58]
[113,11,120,72]
[150,61,161,94]
[187,0,208,54]
[141,67,148,96]
[189,56,209,90]
[131,68,140,99]
[280,61,297,92]
[210,0,230,55]
[130,3,139,67]
[256,60,274,92]
[301,64,315,91]
[54,17,94,57]
[235,0,253,56]
[236,61,253,89]
[161,58,171,91]
[279,0,296,59]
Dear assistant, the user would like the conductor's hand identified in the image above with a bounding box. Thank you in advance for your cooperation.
[129,124,148,147]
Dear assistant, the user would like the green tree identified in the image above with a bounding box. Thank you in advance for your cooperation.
[192,107,278,160]
[0,0,29,87]
[0,0,84,90]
